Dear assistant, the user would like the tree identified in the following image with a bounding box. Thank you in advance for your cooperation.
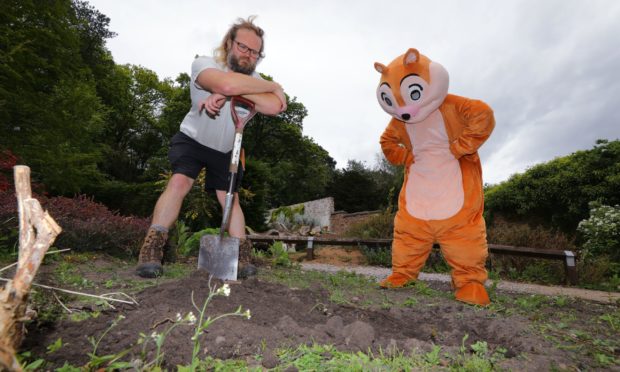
[0,0,113,195]
[328,160,379,213]
[243,92,336,207]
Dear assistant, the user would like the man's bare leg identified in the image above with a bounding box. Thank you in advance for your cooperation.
[215,190,255,278]
[215,190,246,238]
[152,174,195,228]
[136,174,194,278]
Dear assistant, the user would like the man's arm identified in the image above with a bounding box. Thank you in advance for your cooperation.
[196,68,286,115]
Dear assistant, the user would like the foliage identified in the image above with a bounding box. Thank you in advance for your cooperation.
[179,227,221,256]
[359,246,392,267]
[485,139,620,233]
[485,217,575,285]
[84,179,161,217]
[578,202,620,262]
[42,195,149,256]
[0,0,110,195]
[577,202,620,286]
[344,210,395,239]
[269,204,305,223]
[243,92,336,208]
[267,241,292,267]
[182,283,251,370]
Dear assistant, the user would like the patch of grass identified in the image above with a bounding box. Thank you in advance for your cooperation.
[53,262,94,289]
[29,290,66,324]
[403,296,419,307]
[123,278,160,293]
[69,311,101,322]
[191,357,252,371]
[447,335,507,372]
[260,267,387,307]
[273,340,511,371]
[599,311,620,331]
[161,263,193,279]
[511,294,549,312]
[359,246,391,267]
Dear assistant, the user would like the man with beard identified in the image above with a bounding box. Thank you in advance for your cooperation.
[136,16,286,279]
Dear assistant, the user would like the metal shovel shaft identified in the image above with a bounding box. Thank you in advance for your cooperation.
[198,96,257,280]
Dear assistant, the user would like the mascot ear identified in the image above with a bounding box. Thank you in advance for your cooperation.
[403,48,420,66]
[374,62,387,74]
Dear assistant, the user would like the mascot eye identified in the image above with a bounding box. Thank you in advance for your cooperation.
[409,84,423,101]
[381,92,393,106]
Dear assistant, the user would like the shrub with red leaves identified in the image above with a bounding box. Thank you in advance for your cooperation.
[0,149,149,257]
[0,192,149,257]
[0,149,18,192]
[42,195,149,256]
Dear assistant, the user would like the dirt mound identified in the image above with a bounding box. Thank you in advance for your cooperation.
[24,269,582,370]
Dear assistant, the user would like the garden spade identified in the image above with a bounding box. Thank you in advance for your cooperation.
[199,96,257,280]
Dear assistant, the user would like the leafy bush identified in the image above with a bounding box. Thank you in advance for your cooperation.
[43,195,149,256]
[266,241,292,267]
[0,191,19,256]
[577,202,620,262]
[359,246,391,267]
[487,217,576,250]
[577,202,620,288]
[485,139,620,233]
[178,227,221,256]
[344,211,395,239]
[486,217,575,285]
[0,191,149,257]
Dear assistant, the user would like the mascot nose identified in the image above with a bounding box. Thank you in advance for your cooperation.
[401,113,411,121]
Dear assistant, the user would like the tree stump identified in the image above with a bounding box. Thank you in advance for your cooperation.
[0,166,62,370]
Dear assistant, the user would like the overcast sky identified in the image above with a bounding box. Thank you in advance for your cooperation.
[87,0,620,184]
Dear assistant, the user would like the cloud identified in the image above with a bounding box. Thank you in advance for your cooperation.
[90,0,620,183]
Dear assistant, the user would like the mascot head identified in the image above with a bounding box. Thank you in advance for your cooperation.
[375,48,449,124]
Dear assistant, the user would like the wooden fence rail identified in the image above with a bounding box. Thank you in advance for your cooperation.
[247,235,578,285]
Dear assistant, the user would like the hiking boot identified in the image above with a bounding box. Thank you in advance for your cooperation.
[136,228,168,278]
[238,238,257,279]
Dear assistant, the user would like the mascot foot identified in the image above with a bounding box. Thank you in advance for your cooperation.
[455,282,490,306]
[380,272,416,288]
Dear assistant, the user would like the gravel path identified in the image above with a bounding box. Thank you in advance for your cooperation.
[301,262,620,304]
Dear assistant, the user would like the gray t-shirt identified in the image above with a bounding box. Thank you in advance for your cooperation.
[179,56,262,152]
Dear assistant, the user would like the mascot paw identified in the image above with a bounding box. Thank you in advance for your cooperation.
[455,282,490,306]
[380,273,416,288]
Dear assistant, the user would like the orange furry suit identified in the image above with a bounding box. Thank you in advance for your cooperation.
[375,48,495,306]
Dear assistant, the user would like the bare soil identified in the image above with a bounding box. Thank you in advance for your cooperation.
[16,252,620,370]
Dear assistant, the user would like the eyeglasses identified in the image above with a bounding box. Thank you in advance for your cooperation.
[233,40,263,58]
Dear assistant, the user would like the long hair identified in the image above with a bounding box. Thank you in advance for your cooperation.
[213,16,265,65]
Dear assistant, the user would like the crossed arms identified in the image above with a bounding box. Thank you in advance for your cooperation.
[196,68,287,116]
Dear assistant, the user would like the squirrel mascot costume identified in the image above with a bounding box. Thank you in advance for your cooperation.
[375,48,495,306]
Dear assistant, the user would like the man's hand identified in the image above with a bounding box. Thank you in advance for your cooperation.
[273,84,287,112]
[199,93,227,117]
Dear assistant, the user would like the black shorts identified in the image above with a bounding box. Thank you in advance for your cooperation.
[168,132,243,192]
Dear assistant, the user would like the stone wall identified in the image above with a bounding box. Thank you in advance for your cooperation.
[267,197,334,230]
[267,197,384,236]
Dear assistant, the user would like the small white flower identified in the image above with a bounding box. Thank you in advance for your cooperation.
[217,284,231,297]
[244,309,251,320]
[176,313,183,322]
[118,315,126,320]
[187,312,197,325]
[151,331,158,341]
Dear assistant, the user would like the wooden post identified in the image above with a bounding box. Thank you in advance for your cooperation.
[306,237,314,260]
[564,250,578,285]
[0,166,62,371]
